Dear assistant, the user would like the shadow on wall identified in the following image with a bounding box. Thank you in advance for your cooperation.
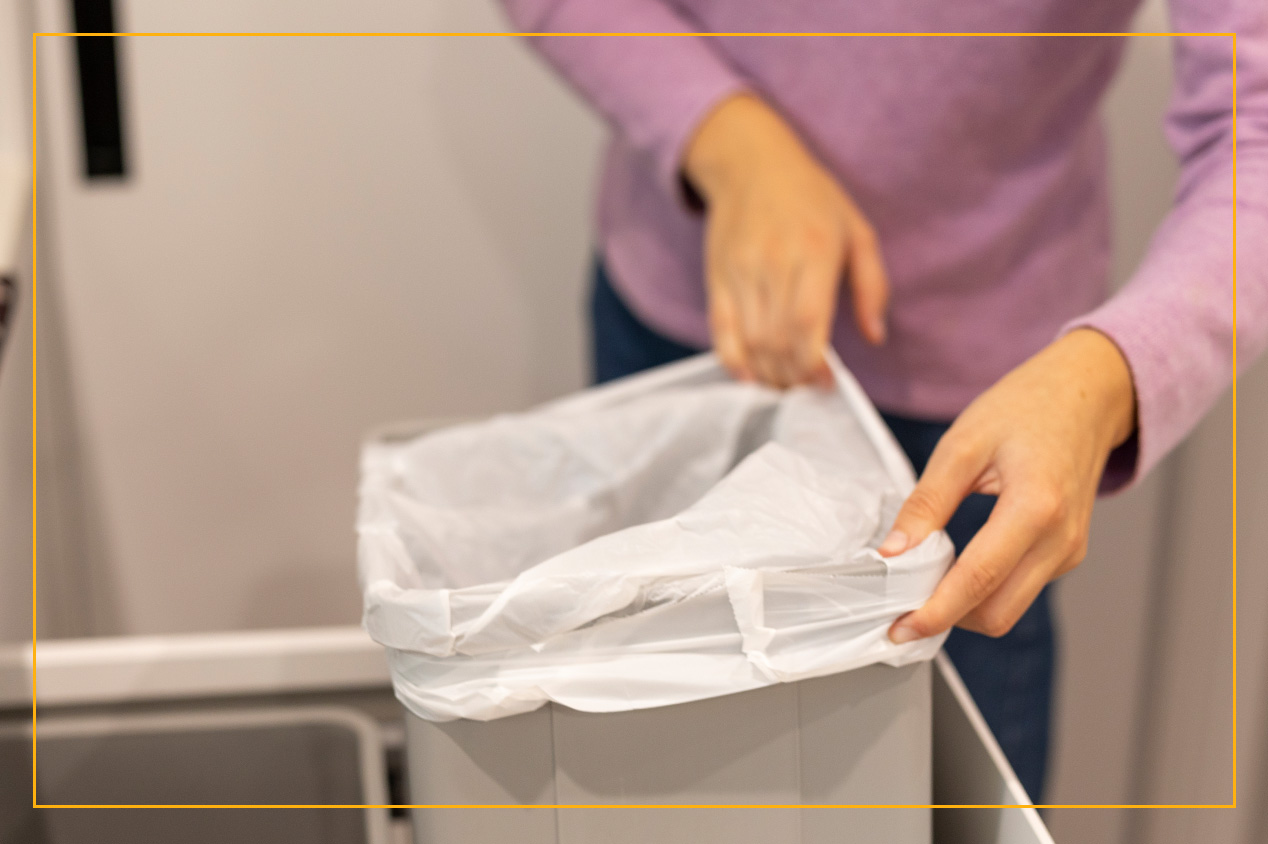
[238,561,363,631]
[424,14,608,402]
[34,213,127,639]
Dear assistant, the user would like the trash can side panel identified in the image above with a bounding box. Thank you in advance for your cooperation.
[800,808,931,843]
[552,683,802,843]
[558,808,801,844]
[798,663,932,843]
[406,705,557,844]
[551,682,801,806]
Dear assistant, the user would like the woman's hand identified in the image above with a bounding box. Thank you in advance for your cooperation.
[684,94,889,388]
[881,328,1138,641]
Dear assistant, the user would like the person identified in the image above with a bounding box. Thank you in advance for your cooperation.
[499,1,1266,800]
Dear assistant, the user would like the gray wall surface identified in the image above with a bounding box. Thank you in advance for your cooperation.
[0,0,35,646]
[1043,2,1252,840]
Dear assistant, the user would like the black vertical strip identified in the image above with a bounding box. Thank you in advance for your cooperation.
[71,0,127,178]
[0,277,15,371]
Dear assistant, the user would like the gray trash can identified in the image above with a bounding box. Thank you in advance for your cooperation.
[405,661,933,844]
[362,357,953,843]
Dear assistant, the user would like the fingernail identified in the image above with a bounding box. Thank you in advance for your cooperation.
[889,618,920,645]
[878,529,908,556]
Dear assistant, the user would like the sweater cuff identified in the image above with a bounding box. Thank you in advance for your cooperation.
[619,50,748,203]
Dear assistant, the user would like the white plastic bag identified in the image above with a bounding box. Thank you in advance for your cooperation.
[358,353,954,722]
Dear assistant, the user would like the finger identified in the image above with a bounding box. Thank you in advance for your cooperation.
[709,289,754,381]
[787,248,843,386]
[760,257,804,387]
[846,221,890,346]
[809,358,835,389]
[956,542,1058,638]
[705,235,751,380]
[878,431,989,557]
[959,516,1088,635]
[769,256,810,385]
[732,263,787,388]
[888,491,1048,642]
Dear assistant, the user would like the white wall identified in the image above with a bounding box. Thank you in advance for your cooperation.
[26,0,604,635]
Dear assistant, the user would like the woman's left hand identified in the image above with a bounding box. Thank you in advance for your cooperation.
[881,328,1137,642]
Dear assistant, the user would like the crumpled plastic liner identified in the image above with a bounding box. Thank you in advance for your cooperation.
[358,353,954,722]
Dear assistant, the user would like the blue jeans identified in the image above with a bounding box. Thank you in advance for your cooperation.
[590,260,1055,801]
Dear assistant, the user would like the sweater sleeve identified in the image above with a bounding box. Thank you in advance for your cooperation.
[498,0,748,197]
[1064,0,1268,492]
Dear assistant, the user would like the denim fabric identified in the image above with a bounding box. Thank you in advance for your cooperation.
[590,259,703,384]
[590,259,1055,800]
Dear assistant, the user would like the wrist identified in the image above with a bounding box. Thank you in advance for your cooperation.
[1062,328,1138,449]
[682,93,801,203]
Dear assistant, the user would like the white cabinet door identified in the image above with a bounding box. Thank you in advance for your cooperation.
[33,0,606,634]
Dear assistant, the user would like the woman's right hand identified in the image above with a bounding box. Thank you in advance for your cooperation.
[683,94,890,387]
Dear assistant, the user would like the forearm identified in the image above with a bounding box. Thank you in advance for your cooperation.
[1063,12,1268,489]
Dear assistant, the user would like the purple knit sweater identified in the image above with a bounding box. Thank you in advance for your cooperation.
[501,0,1267,489]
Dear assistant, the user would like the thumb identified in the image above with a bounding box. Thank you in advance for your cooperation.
[878,436,986,557]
